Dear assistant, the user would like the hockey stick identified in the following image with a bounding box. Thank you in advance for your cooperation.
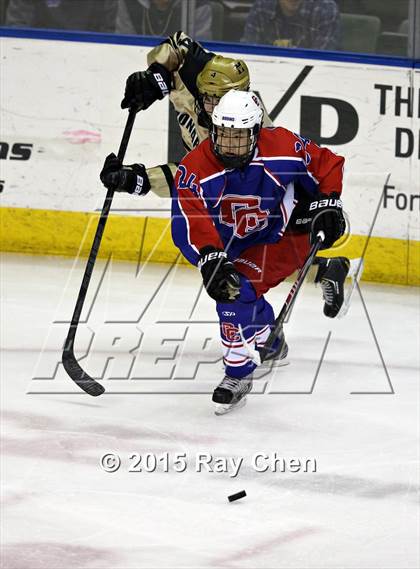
[62,109,137,396]
[258,231,325,363]
[336,257,364,318]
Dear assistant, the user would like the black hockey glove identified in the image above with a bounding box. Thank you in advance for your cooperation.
[100,153,151,196]
[198,246,241,303]
[121,63,171,112]
[309,192,346,249]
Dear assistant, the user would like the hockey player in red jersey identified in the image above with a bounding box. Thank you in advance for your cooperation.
[99,89,349,414]
[171,89,349,413]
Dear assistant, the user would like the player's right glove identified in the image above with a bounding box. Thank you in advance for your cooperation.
[198,246,241,303]
[309,192,346,249]
[121,63,171,112]
[99,153,151,196]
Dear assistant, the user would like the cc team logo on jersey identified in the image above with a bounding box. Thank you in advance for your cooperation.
[219,195,269,238]
[221,322,240,342]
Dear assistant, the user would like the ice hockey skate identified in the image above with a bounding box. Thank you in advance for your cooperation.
[314,256,350,318]
[212,375,253,415]
[257,325,289,369]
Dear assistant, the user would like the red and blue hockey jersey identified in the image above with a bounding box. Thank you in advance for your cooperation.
[171,126,344,265]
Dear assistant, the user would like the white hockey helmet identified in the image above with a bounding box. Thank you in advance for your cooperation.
[211,90,264,169]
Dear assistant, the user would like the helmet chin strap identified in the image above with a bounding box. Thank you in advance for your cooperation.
[214,150,252,170]
[195,94,219,130]
[197,108,212,129]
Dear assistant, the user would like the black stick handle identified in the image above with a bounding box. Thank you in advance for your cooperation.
[64,109,137,348]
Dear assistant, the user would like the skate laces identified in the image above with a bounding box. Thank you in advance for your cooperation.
[218,376,242,391]
[321,279,337,306]
[218,376,252,393]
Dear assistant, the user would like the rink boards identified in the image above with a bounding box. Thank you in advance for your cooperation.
[0,33,419,284]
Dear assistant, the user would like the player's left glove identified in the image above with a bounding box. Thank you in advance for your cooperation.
[100,153,151,196]
[198,246,241,303]
[121,63,171,112]
[309,192,345,249]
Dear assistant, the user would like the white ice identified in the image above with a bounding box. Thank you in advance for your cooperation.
[1,252,419,569]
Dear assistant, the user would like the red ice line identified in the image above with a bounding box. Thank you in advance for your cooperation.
[212,527,320,566]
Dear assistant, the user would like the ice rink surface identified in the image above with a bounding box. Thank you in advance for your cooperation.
[1,253,419,569]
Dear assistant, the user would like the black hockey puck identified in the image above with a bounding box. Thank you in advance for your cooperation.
[228,490,246,502]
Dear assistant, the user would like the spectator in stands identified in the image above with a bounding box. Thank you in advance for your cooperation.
[242,0,340,50]
[5,0,117,33]
[116,0,213,40]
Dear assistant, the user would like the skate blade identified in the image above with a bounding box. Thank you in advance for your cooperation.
[255,358,289,375]
[214,396,247,416]
[262,357,290,368]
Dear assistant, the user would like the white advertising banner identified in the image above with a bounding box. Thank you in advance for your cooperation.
[1,37,419,241]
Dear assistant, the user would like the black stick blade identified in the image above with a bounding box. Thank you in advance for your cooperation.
[62,351,105,396]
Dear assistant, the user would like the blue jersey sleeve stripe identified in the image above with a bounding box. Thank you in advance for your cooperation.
[171,197,200,266]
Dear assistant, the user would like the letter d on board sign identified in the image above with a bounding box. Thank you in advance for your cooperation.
[300,96,359,146]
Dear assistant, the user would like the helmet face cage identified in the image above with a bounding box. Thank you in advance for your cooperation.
[211,124,260,170]
[201,94,221,115]
[195,94,221,129]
